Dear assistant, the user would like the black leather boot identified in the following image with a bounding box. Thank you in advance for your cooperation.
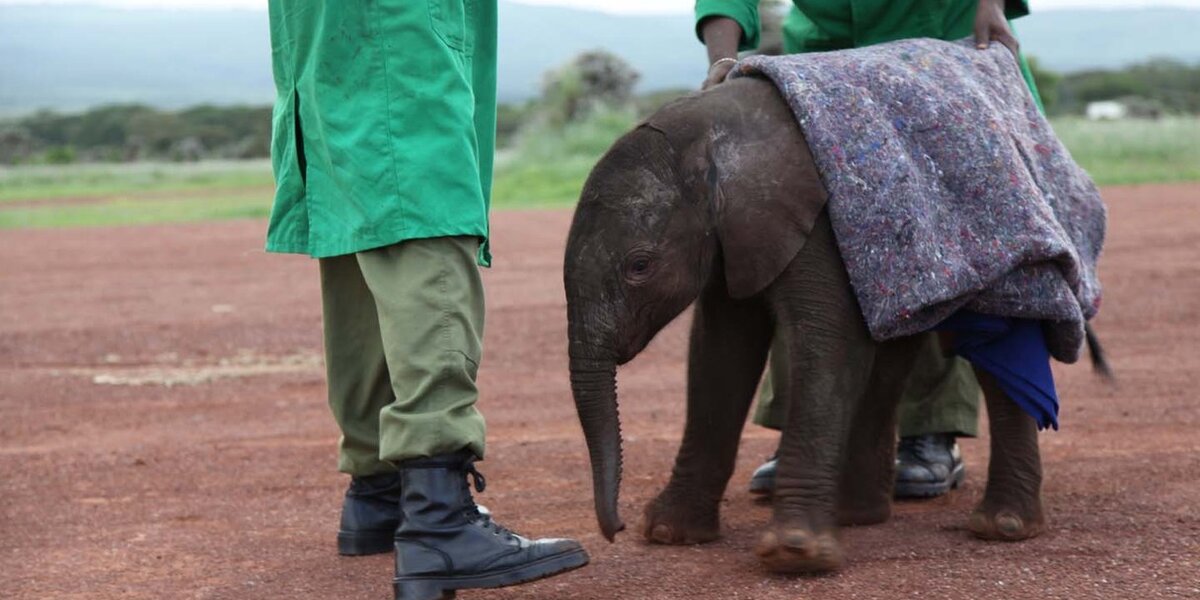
[748,453,777,495]
[894,433,966,498]
[393,451,589,600]
[338,471,403,556]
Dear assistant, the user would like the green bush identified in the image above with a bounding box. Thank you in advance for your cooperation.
[43,146,76,164]
[540,51,640,126]
[1056,59,1200,116]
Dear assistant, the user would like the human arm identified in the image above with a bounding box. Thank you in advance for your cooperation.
[694,0,760,89]
[700,17,744,89]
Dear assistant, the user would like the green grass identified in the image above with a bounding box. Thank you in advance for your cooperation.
[0,114,1196,230]
[0,191,271,229]
[1052,117,1200,186]
[492,154,609,208]
[0,160,275,202]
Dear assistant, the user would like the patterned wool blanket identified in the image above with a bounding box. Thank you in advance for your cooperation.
[733,38,1106,363]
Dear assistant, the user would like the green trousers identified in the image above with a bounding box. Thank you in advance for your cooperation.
[754,332,980,437]
[319,236,487,476]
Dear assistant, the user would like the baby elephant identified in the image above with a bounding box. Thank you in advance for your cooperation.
[563,77,1045,574]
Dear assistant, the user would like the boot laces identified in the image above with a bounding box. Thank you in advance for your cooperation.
[461,462,516,539]
[465,461,487,494]
[899,433,951,464]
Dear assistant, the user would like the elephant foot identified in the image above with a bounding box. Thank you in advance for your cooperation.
[754,524,843,574]
[837,501,891,527]
[967,500,1045,541]
[641,490,720,545]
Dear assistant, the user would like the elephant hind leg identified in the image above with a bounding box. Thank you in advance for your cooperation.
[969,370,1046,541]
[837,336,923,526]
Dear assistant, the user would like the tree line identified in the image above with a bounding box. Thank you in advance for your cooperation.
[1,56,1197,166]
[0,104,272,165]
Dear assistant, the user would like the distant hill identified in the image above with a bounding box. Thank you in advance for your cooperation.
[1013,8,1200,72]
[1,3,1198,115]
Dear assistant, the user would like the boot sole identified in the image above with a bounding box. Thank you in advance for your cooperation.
[337,530,395,556]
[393,548,589,600]
[894,463,966,499]
[749,472,775,496]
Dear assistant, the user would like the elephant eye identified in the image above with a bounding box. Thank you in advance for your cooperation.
[623,251,655,283]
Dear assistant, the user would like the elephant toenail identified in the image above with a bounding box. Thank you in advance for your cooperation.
[782,529,812,551]
[651,524,673,542]
[996,514,1022,535]
[755,531,779,556]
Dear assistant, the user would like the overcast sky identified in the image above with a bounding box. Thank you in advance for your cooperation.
[3,0,1200,12]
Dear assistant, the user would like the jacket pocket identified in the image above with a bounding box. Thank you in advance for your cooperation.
[428,0,467,52]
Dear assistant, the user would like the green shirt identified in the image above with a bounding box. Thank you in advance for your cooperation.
[266,0,497,264]
[695,0,1029,52]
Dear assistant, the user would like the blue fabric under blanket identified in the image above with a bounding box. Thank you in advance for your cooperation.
[938,311,1058,430]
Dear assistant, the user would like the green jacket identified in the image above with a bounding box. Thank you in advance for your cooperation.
[694,0,1040,106]
[266,0,497,264]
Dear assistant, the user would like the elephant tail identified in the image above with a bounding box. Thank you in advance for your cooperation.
[1084,322,1115,382]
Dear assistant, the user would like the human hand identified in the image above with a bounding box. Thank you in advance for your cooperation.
[974,0,1019,56]
[702,58,737,90]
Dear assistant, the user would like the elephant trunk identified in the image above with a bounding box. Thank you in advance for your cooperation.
[569,354,625,542]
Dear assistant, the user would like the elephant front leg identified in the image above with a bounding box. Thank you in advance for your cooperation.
[643,284,771,545]
[753,221,879,573]
[969,371,1046,541]
[757,320,877,573]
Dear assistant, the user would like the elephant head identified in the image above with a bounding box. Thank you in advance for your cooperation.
[563,77,828,541]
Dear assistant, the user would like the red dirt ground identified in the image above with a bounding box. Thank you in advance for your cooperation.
[1,183,1198,600]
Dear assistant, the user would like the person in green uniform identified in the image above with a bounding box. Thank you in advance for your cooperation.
[265,2,588,598]
[693,0,1043,499]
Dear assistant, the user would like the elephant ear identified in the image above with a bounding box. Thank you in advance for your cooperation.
[645,77,828,299]
[701,126,828,299]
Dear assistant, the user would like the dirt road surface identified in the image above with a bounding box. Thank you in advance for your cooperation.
[2,184,1198,599]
